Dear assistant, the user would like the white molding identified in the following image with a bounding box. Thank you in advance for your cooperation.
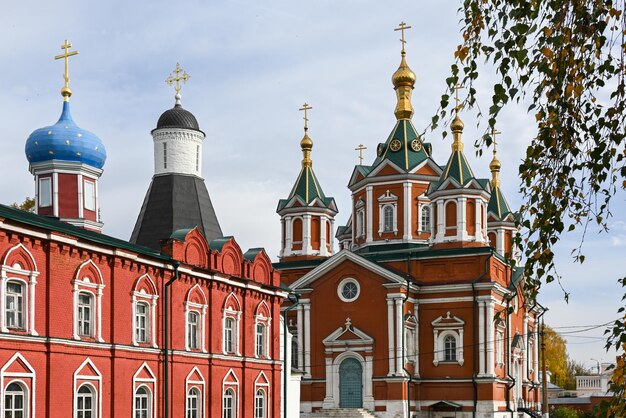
[73,358,102,418]
[0,352,36,418]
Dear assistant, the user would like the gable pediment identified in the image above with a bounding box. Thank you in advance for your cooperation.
[431,311,465,328]
[323,318,374,348]
[410,158,443,177]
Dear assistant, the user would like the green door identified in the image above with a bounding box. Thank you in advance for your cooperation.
[339,357,363,408]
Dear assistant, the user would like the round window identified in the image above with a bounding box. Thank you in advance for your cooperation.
[337,278,360,302]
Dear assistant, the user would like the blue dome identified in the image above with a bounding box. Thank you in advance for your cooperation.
[25,101,106,169]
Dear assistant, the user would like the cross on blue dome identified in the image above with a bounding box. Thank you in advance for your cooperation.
[25,101,107,169]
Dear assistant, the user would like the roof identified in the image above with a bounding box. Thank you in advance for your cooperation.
[243,247,265,261]
[429,400,462,410]
[277,165,336,211]
[25,101,107,169]
[0,204,168,261]
[488,184,513,219]
[438,148,475,186]
[130,174,223,250]
[371,119,430,172]
[154,104,202,133]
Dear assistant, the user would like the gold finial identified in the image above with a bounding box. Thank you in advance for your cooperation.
[355,144,367,165]
[54,40,79,101]
[451,84,465,151]
[166,63,190,104]
[394,21,412,54]
[391,22,416,120]
[490,128,502,187]
[299,103,313,167]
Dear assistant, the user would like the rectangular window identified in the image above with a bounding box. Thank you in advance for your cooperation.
[78,293,93,337]
[39,177,52,207]
[188,311,199,350]
[224,317,234,353]
[163,143,167,169]
[84,180,95,211]
[6,282,24,329]
[135,303,149,343]
[256,323,265,357]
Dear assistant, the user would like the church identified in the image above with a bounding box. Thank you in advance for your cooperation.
[0,44,286,418]
[275,24,543,418]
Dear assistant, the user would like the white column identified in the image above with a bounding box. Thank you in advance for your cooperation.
[151,298,158,348]
[329,218,335,254]
[323,357,334,408]
[364,355,374,406]
[474,198,482,241]
[96,287,103,342]
[303,214,312,253]
[395,298,403,375]
[403,182,412,240]
[478,300,486,376]
[414,303,420,377]
[52,172,59,217]
[284,216,293,255]
[523,314,529,381]
[77,174,84,219]
[320,216,327,256]
[304,302,311,376]
[184,304,191,350]
[72,286,79,339]
[387,299,395,375]
[486,300,495,376]
[28,274,37,336]
[0,273,7,332]
[131,297,137,346]
[458,197,467,240]
[436,200,445,241]
[534,327,539,382]
[459,328,465,365]
[94,179,100,223]
[432,329,439,366]
[496,229,505,255]
[297,305,304,370]
[366,186,373,243]
[201,306,207,353]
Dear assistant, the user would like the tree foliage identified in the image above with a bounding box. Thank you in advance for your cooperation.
[10,197,35,213]
[543,324,590,389]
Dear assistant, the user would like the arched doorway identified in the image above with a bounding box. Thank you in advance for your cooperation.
[339,357,363,408]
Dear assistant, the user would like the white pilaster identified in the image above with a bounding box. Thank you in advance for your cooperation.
[284,216,293,255]
[201,305,207,353]
[523,313,529,381]
[297,305,304,371]
[329,218,335,254]
[474,198,482,241]
[414,303,419,377]
[432,329,439,366]
[72,287,79,339]
[458,197,467,240]
[77,174,84,219]
[496,229,505,255]
[533,327,539,382]
[436,200,444,241]
[395,298,403,375]
[459,328,465,365]
[28,274,37,336]
[303,214,312,253]
[366,186,373,243]
[304,302,311,377]
[0,274,7,332]
[151,298,158,348]
[320,216,327,256]
[52,172,59,217]
[478,301,486,376]
[403,182,412,240]
[387,299,395,375]
[131,298,137,346]
[364,355,374,405]
[323,357,334,408]
[486,300,495,376]
[96,287,103,342]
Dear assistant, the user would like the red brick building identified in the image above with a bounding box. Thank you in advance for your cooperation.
[1,57,286,418]
[275,31,542,417]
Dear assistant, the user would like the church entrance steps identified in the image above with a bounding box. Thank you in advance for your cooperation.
[302,408,379,417]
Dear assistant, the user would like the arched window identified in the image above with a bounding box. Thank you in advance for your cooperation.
[5,281,24,329]
[78,292,94,337]
[135,302,149,343]
[383,206,394,232]
[134,386,150,418]
[444,334,457,362]
[187,311,200,350]
[76,385,96,418]
[254,389,266,418]
[291,339,299,369]
[5,382,26,418]
[445,201,457,236]
[356,210,365,237]
[224,317,235,354]
[186,387,200,418]
[421,205,430,233]
[222,388,236,418]
[255,323,266,357]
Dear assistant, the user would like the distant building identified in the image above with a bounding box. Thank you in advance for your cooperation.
[575,363,613,397]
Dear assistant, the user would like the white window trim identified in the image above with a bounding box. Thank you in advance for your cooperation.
[355,209,365,238]
[336,277,360,303]
[131,291,158,348]
[253,372,270,418]
[417,198,431,234]
[72,261,105,342]
[222,369,240,418]
[1,251,39,335]
[73,358,102,418]
[38,177,52,208]
[0,353,36,418]
[431,312,465,366]
[377,191,398,236]
[223,307,242,355]
[133,385,152,418]
[132,363,157,418]
[496,327,505,367]
[84,179,96,211]
[254,310,272,359]
[186,367,206,418]
[185,305,206,352]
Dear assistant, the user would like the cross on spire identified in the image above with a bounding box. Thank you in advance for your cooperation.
[54,40,79,100]
[299,102,312,131]
[394,21,412,53]
[453,83,465,113]
[394,22,412,53]
[355,144,367,165]
[166,63,190,95]
[491,127,501,153]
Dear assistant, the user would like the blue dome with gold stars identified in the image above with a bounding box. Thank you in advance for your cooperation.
[25,101,106,169]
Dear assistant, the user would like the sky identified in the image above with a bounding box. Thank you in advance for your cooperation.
[1,0,624,368]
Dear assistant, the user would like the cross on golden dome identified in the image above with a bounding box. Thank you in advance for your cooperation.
[299,102,312,131]
[54,40,79,101]
[454,83,465,113]
[355,144,367,165]
[166,63,190,95]
[394,21,412,53]
[491,127,501,151]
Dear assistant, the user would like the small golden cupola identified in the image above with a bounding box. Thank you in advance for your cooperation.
[392,22,416,120]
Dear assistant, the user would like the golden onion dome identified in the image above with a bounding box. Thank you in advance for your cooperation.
[451,114,464,132]
[392,53,416,88]
[300,132,313,150]
[490,155,501,172]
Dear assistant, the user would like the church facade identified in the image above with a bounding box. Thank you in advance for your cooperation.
[1,50,286,418]
[275,27,542,418]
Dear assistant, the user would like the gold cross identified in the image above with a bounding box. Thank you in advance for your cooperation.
[491,128,501,152]
[355,144,367,165]
[453,83,465,112]
[299,102,312,130]
[394,21,412,52]
[54,40,79,99]
[166,63,190,94]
